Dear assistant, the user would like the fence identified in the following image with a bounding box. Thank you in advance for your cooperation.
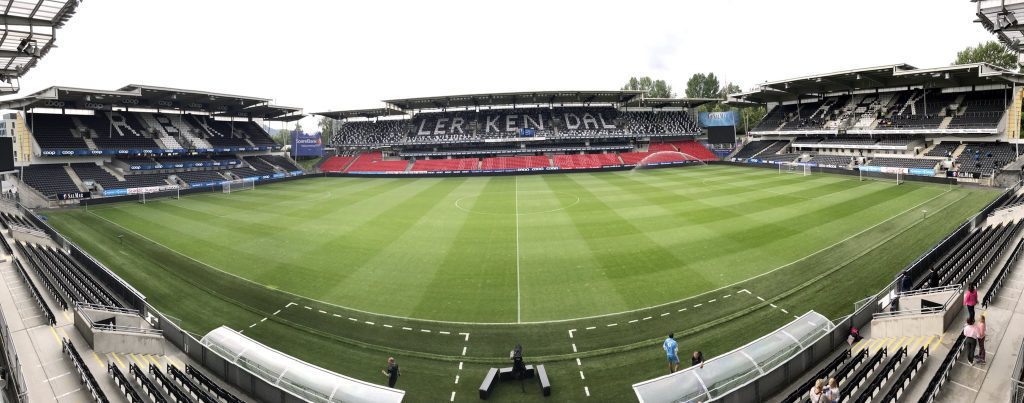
[0,300,26,403]
[1013,336,1024,403]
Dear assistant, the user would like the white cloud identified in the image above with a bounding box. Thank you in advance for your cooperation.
[2,0,996,131]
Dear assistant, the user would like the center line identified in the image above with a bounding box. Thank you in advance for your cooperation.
[515,175,522,323]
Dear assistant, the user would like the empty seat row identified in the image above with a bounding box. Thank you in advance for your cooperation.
[16,242,121,307]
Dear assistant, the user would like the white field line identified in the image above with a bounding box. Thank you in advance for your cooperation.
[84,185,952,326]
[515,175,521,323]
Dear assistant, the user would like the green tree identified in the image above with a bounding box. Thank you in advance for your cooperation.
[318,117,336,146]
[684,72,721,99]
[621,76,675,98]
[954,41,1019,70]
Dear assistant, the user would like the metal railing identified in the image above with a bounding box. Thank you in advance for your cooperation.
[0,302,26,403]
[1013,337,1024,403]
[872,286,961,319]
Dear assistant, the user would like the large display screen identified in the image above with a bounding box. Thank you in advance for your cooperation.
[707,126,736,145]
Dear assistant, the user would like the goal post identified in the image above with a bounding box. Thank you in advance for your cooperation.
[858,168,903,185]
[223,179,255,194]
[138,188,180,204]
[778,162,811,176]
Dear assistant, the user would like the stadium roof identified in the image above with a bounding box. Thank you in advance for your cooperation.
[313,107,408,120]
[383,90,645,110]
[0,0,82,92]
[974,0,1024,54]
[0,84,304,120]
[623,97,721,108]
[731,63,1024,103]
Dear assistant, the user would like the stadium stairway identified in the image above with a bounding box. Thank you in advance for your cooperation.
[895,221,1024,402]
[61,165,89,193]
[0,230,253,403]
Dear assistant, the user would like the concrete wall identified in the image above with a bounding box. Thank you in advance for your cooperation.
[73,307,163,355]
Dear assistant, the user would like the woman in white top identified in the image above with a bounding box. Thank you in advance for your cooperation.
[809,379,825,403]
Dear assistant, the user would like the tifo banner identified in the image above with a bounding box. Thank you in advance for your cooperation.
[291,132,324,158]
[698,111,739,127]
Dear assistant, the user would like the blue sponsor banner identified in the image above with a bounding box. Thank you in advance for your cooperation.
[909,168,936,177]
[698,111,739,127]
[858,166,882,173]
[103,189,128,197]
[288,170,304,176]
[43,147,261,156]
[520,128,536,137]
[291,132,324,158]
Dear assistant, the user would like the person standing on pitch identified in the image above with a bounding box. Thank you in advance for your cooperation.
[382,357,400,388]
[663,333,680,373]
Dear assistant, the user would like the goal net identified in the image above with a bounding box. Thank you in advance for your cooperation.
[138,188,180,204]
[223,180,255,194]
[859,169,903,185]
[778,162,811,176]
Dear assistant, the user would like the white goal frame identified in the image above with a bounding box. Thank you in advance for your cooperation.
[138,188,179,204]
[778,162,811,176]
[859,169,903,185]
[223,180,255,194]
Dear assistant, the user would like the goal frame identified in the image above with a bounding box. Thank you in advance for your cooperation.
[777,162,811,176]
[223,179,255,194]
[138,188,180,204]
[859,169,903,185]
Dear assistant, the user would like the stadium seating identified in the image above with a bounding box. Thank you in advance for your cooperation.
[619,151,693,165]
[411,158,480,172]
[175,170,229,186]
[782,350,850,403]
[79,113,161,149]
[914,220,1023,291]
[948,90,1006,129]
[242,156,280,176]
[865,157,939,170]
[480,156,550,170]
[647,142,676,152]
[1,212,40,230]
[26,113,90,149]
[733,140,782,159]
[259,155,302,171]
[955,142,1020,175]
[108,364,145,403]
[672,140,718,161]
[619,111,699,135]
[851,346,906,402]
[839,348,888,400]
[809,154,853,167]
[925,142,960,157]
[16,241,121,307]
[336,120,408,145]
[19,165,80,198]
[121,173,171,188]
[71,163,121,190]
[761,153,802,163]
[552,153,621,169]
[320,156,355,172]
[346,151,410,172]
[62,339,108,403]
[185,364,245,403]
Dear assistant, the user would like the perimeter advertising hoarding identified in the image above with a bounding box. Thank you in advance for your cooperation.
[291,132,324,158]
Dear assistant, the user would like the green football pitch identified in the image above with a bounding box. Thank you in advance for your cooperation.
[44,165,999,402]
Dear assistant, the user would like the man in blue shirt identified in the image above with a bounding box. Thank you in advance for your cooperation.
[663,333,680,373]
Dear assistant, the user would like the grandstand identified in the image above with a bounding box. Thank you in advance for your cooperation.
[5,2,1024,403]
[726,63,1024,185]
[0,85,305,204]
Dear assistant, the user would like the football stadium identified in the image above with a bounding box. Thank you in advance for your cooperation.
[1,1,1024,403]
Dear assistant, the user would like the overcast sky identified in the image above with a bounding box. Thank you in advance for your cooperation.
[3,0,996,131]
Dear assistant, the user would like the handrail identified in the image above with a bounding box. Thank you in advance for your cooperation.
[898,284,961,298]
[873,287,960,319]
[12,258,56,325]
[74,301,140,316]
